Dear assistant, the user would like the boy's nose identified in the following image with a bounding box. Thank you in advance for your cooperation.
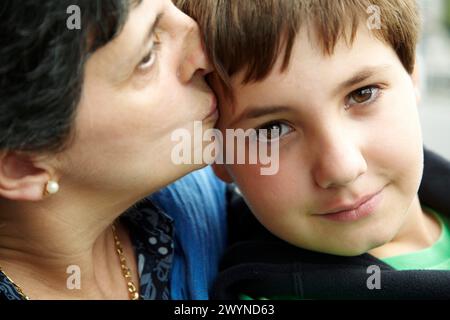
[312,132,367,189]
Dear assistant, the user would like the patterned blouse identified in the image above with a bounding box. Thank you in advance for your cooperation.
[0,198,175,300]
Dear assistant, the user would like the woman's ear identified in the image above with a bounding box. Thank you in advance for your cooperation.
[0,151,54,201]
[211,163,234,183]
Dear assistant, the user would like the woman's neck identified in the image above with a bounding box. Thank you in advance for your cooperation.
[0,190,139,299]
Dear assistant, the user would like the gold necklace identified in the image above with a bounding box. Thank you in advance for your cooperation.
[0,266,30,300]
[0,223,140,300]
[111,222,140,300]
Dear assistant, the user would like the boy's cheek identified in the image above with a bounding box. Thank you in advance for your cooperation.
[228,164,262,189]
[230,163,300,214]
[211,163,234,183]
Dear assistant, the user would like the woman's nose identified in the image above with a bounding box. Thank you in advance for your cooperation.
[171,6,212,83]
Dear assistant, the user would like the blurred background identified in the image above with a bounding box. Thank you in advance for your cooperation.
[418,0,450,159]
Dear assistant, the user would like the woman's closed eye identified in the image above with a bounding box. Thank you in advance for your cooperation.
[345,85,382,109]
[255,121,294,142]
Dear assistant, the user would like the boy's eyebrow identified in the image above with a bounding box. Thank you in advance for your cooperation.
[229,65,392,126]
[230,106,292,126]
[333,64,391,96]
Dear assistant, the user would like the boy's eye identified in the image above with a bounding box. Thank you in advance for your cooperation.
[346,85,380,108]
[256,122,293,142]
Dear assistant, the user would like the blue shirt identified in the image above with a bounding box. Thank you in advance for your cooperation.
[150,166,227,300]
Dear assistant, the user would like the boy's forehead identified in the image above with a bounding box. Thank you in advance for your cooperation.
[192,0,419,113]
[218,25,403,125]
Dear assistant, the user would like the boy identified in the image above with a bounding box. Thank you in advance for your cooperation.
[177,0,450,299]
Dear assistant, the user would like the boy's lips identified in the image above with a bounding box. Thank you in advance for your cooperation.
[316,187,385,222]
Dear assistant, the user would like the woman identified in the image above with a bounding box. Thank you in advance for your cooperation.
[0,0,224,300]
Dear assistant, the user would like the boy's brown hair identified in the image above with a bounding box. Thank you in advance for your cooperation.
[175,0,421,98]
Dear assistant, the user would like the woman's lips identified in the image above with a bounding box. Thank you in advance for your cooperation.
[202,94,218,121]
[317,188,384,222]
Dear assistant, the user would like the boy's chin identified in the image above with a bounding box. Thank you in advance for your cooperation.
[309,239,388,257]
[310,224,398,257]
[318,246,370,257]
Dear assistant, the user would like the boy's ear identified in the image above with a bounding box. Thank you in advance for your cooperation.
[211,163,234,183]
[0,151,53,201]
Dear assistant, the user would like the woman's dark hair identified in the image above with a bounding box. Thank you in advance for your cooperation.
[0,0,141,153]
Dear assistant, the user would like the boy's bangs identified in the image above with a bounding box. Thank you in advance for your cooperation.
[176,0,420,100]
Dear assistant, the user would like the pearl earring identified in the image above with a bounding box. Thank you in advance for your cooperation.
[45,180,59,195]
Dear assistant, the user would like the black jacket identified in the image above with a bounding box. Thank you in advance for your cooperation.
[212,148,450,299]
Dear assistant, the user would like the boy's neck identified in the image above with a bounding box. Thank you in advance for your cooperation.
[369,195,442,259]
